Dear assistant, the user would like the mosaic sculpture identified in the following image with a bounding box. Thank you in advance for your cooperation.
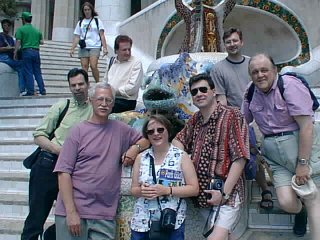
[175,0,236,53]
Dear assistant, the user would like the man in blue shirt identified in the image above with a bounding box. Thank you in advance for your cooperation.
[0,19,26,94]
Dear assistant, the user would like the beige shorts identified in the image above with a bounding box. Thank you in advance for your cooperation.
[199,195,241,232]
[262,123,320,188]
[78,47,101,58]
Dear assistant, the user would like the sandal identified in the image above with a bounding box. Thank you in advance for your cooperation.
[260,190,274,210]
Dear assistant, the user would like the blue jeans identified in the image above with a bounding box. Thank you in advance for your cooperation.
[21,152,58,240]
[131,222,185,240]
[22,48,46,95]
[0,53,26,92]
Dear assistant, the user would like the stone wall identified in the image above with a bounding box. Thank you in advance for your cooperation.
[0,63,19,97]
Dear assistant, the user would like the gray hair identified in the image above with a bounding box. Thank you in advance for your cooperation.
[88,81,115,100]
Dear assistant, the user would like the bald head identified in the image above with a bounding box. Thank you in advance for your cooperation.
[248,53,278,93]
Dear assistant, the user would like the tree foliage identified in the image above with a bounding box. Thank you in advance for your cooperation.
[0,0,17,18]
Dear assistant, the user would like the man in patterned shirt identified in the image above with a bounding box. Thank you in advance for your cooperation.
[173,73,249,239]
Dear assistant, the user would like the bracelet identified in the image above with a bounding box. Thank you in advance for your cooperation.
[170,186,173,197]
[134,144,142,152]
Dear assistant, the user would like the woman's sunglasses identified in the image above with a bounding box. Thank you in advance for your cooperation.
[146,127,165,135]
[190,87,209,96]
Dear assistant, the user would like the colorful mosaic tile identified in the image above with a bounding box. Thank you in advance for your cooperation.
[156,0,310,67]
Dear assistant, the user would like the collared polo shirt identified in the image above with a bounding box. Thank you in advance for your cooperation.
[242,75,313,135]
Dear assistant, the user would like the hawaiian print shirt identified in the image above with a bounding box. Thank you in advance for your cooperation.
[175,103,249,207]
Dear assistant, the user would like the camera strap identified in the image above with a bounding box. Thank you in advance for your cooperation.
[82,18,94,41]
[203,199,223,238]
[149,154,182,212]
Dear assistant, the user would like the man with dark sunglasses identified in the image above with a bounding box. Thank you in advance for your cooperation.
[173,73,249,239]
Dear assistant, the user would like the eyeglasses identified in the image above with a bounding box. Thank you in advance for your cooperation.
[190,87,209,96]
[146,127,165,135]
[92,97,114,105]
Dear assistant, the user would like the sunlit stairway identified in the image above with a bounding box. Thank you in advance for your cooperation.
[0,40,106,240]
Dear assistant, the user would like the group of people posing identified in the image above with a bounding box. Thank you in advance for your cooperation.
[17,3,320,240]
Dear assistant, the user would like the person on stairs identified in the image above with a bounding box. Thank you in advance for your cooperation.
[21,68,93,240]
[14,12,46,96]
[103,35,143,113]
[0,19,26,95]
[70,1,108,83]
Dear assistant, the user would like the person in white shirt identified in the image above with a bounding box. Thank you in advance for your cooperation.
[70,2,108,83]
[104,35,143,113]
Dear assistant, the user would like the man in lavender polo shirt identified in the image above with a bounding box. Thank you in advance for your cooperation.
[242,53,320,239]
[54,82,149,240]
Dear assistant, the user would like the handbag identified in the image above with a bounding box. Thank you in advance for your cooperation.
[23,99,70,169]
[78,18,93,49]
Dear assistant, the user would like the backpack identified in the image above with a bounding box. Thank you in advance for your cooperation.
[247,72,319,111]
[245,126,258,180]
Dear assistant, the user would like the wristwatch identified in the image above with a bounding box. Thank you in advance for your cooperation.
[222,192,230,200]
[297,158,309,165]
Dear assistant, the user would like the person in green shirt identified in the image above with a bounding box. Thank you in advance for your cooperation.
[14,12,46,96]
[21,68,92,240]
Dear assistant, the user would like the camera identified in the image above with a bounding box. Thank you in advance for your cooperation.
[206,178,224,199]
[160,208,177,231]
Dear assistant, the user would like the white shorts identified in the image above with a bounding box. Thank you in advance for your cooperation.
[199,195,241,232]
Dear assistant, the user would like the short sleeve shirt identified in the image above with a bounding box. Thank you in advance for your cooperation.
[54,120,142,220]
[242,75,313,135]
[74,18,104,48]
[175,104,249,207]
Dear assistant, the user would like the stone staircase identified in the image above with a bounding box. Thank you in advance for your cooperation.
[0,41,313,240]
[0,40,107,240]
[35,40,108,95]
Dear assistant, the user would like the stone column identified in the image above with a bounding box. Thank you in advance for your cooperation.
[95,0,131,39]
[52,0,79,42]
[30,0,49,39]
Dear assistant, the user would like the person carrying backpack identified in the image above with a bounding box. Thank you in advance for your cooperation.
[242,53,320,239]
[69,2,108,83]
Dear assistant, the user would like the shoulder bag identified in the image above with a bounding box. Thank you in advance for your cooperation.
[23,99,70,169]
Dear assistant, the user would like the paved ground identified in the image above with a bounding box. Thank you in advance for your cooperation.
[240,230,311,240]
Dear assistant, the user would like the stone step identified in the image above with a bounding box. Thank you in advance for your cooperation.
[0,127,34,139]
[0,191,55,220]
[0,116,41,128]
[41,64,106,72]
[0,171,29,192]
[0,155,25,172]
[43,73,104,82]
[0,140,37,155]
[0,96,68,106]
[0,105,51,116]
[0,215,54,237]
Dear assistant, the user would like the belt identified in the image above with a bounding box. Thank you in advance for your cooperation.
[264,131,294,138]
[23,48,39,51]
